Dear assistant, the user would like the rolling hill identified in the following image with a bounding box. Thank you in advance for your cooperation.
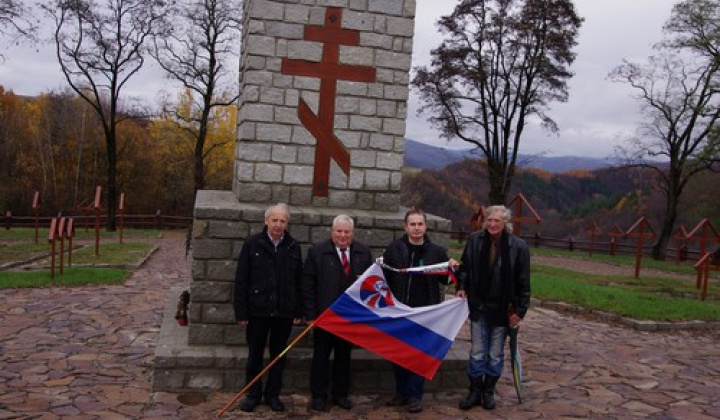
[404,138,614,172]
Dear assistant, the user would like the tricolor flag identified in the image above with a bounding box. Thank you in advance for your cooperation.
[315,263,469,380]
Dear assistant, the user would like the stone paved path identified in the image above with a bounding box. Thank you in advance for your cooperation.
[1,232,719,419]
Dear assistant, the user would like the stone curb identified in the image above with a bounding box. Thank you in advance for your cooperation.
[532,297,720,331]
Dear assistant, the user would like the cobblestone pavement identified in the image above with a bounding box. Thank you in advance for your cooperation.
[1,232,719,419]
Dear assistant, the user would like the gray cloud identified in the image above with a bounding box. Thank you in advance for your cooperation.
[1,0,677,158]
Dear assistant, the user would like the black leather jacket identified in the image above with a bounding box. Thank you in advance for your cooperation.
[458,230,531,322]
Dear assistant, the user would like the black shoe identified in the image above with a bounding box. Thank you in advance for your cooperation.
[310,398,326,412]
[386,395,408,406]
[407,399,423,413]
[265,396,285,412]
[240,396,260,412]
[333,396,353,410]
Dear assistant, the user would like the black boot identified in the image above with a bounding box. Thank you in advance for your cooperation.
[482,375,499,410]
[459,375,484,410]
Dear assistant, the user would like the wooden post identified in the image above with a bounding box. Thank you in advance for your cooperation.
[634,222,644,279]
[701,263,709,301]
[625,217,655,279]
[32,191,40,244]
[94,186,102,256]
[586,223,602,257]
[58,217,66,276]
[119,192,125,245]
[66,217,74,266]
[4,211,10,230]
[48,218,57,286]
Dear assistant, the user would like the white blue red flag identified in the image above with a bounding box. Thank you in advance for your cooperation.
[315,263,469,380]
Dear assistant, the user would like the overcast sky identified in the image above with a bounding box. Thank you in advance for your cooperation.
[0,0,678,158]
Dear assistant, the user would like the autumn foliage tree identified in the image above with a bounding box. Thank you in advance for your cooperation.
[43,0,171,230]
[412,0,583,205]
[152,0,241,194]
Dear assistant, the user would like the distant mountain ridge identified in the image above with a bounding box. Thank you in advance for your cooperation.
[404,138,613,173]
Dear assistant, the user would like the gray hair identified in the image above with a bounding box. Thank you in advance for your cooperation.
[332,214,355,230]
[265,203,290,221]
[484,205,514,235]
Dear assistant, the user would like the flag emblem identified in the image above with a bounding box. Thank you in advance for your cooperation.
[359,275,394,308]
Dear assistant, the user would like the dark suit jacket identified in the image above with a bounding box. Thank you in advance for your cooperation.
[301,238,373,319]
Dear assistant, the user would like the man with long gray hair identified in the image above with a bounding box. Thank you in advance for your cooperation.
[455,205,531,410]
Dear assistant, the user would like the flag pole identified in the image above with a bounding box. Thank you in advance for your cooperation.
[217,317,323,417]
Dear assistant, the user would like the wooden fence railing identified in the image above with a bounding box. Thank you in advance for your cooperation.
[450,230,704,261]
[2,211,193,231]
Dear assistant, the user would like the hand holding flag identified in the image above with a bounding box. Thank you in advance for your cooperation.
[315,263,469,380]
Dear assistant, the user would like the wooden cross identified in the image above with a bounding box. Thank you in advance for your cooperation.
[281,7,377,196]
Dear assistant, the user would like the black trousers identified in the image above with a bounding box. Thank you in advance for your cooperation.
[244,316,293,399]
[310,328,353,400]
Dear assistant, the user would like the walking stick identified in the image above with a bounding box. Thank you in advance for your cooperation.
[217,318,322,417]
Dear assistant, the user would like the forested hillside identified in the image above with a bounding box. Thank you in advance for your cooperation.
[402,158,720,239]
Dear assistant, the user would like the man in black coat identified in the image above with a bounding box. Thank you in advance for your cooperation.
[233,203,303,413]
[301,214,373,412]
[382,207,454,413]
[456,205,531,411]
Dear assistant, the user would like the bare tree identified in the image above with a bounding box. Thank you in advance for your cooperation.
[609,0,719,260]
[412,0,582,205]
[0,0,37,59]
[43,0,171,230]
[152,0,241,193]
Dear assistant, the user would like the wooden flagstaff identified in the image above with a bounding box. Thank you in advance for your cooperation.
[217,318,323,417]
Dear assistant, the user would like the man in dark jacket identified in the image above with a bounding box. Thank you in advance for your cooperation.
[233,203,302,413]
[382,207,454,413]
[456,205,531,411]
[301,214,373,412]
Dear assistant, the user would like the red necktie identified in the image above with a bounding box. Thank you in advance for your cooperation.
[341,248,350,275]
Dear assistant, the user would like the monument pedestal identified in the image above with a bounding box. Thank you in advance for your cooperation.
[152,191,464,392]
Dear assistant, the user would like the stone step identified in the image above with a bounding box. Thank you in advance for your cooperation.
[154,289,468,393]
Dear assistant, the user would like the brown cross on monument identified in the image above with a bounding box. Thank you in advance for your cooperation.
[281,7,377,197]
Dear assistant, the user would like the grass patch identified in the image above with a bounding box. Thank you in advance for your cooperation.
[0,267,130,289]
[0,240,154,289]
[0,242,49,264]
[532,264,720,321]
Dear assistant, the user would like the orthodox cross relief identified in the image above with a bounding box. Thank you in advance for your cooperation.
[281,7,377,197]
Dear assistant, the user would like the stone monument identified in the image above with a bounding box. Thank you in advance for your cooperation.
[153,0,460,393]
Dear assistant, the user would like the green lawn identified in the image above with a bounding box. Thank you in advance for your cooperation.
[532,265,720,321]
[0,267,130,288]
[448,242,720,321]
[0,230,155,289]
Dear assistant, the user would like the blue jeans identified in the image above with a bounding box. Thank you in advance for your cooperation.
[467,316,507,378]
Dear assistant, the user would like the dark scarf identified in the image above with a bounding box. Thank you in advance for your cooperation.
[476,231,514,321]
